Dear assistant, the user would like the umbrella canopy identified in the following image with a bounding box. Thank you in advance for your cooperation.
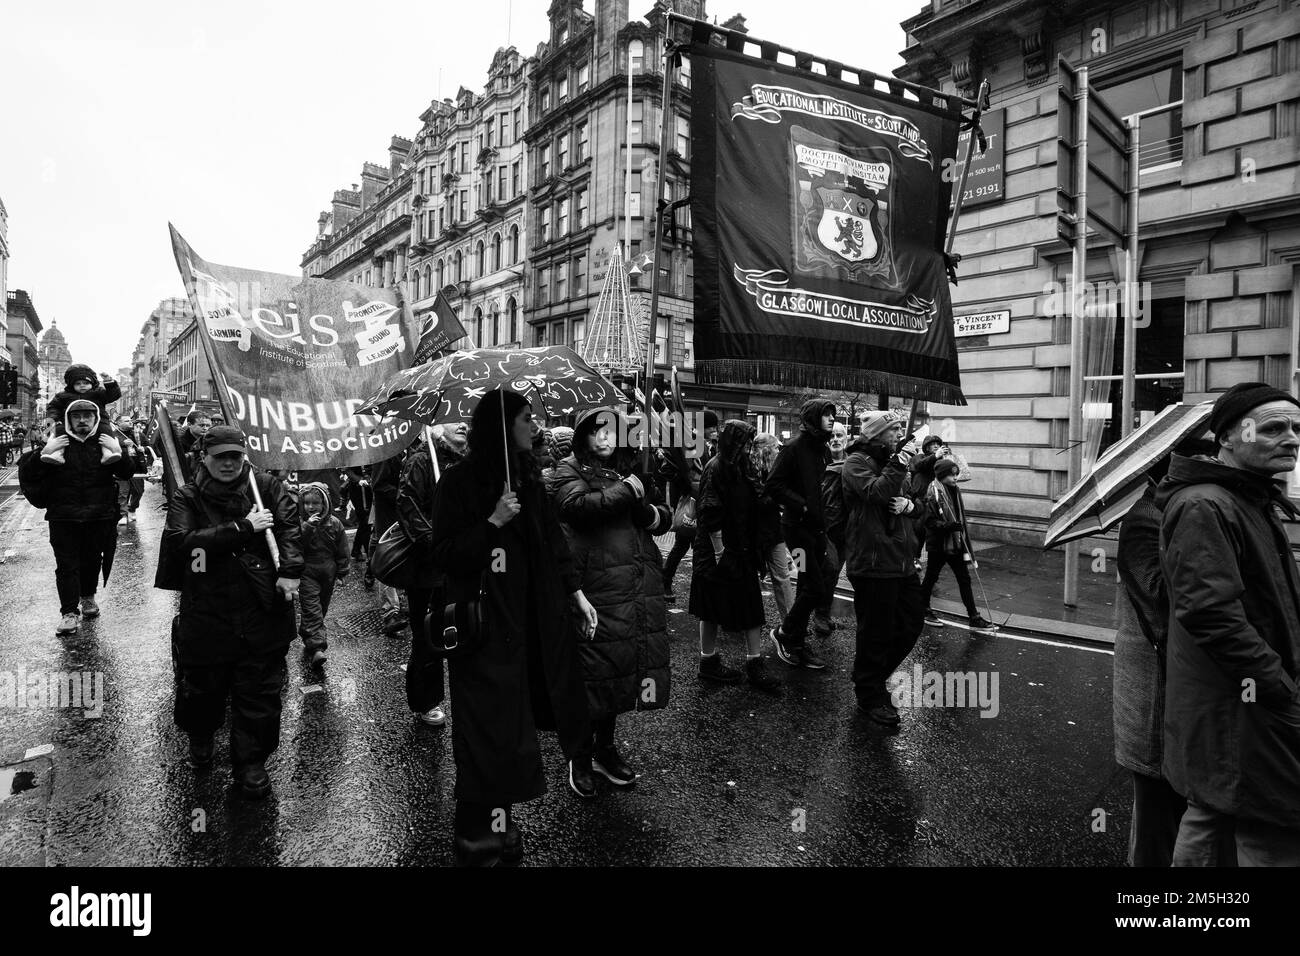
[357,345,625,426]
[1044,401,1215,550]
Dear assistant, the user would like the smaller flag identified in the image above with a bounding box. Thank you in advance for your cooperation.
[413,291,468,365]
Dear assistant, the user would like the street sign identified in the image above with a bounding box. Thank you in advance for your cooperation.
[954,309,1011,337]
[954,109,1005,209]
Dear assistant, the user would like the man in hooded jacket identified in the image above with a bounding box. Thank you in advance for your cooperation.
[763,398,837,670]
[1157,382,1300,865]
[21,399,137,635]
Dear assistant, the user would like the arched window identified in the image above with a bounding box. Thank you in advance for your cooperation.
[491,232,502,272]
[474,306,485,346]
[491,307,501,346]
[506,296,518,344]
[454,251,463,283]
[423,266,432,298]
[412,270,421,300]
[475,241,485,278]
[509,224,520,263]
[436,259,445,290]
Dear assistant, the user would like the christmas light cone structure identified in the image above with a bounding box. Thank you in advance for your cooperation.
[581,242,645,378]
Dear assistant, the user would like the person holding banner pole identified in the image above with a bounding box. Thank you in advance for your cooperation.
[158,425,302,799]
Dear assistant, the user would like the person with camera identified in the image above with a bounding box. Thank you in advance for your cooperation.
[842,410,931,726]
[428,390,596,866]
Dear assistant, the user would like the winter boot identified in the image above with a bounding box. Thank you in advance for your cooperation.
[698,652,742,684]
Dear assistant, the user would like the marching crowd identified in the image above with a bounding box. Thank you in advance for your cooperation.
[12,369,1300,869]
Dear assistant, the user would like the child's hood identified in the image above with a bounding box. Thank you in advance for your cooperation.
[64,363,99,389]
[299,481,332,513]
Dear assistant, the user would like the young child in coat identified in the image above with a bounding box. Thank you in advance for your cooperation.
[42,364,123,465]
[919,458,995,634]
[297,482,350,667]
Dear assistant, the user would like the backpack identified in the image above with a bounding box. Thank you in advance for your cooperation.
[17,449,50,509]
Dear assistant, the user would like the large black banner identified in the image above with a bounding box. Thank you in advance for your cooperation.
[691,44,967,404]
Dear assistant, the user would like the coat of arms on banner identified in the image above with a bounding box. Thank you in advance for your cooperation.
[790,126,897,287]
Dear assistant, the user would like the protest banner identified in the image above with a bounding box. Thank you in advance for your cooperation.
[169,225,420,470]
[688,31,968,404]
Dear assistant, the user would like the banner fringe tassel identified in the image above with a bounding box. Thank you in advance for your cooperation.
[694,360,967,406]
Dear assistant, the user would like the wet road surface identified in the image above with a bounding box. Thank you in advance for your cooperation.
[0,480,1129,865]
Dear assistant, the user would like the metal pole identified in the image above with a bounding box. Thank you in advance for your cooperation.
[642,29,676,472]
[1121,113,1140,439]
[1064,68,1089,608]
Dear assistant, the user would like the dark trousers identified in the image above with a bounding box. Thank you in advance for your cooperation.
[920,548,978,616]
[48,519,117,614]
[1129,772,1187,867]
[779,525,831,646]
[663,531,692,583]
[117,477,145,514]
[849,574,926,706]
[298,566,336,652]
[174,646,288,768]
[815,538,846,620]
[345,485,372,557]
[574,714,617,759]
[406,587,446,713]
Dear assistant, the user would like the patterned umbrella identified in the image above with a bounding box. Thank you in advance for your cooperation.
[1043,401,1215,549]
[357,345,625,426]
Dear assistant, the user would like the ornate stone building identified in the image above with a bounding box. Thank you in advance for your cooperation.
[405,48,531,350]
[897,0,1300,547]
[37,319,73,412]
[5,290,43,423]
[0,197,10,370]
[166,317,218,404]
[130,297,193,410]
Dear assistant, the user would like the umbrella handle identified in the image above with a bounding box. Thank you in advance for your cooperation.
[500,385,511,491]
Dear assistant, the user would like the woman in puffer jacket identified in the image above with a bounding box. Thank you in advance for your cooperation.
[549,409,671,794]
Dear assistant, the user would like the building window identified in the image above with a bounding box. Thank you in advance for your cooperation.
[454,251,463,282]
[499,113,509,144]
[492,232,502,271]
[675,113,690,158]
[541,206,552,243]
[683,319,694,367]
[509,224,520,263]
[557,25,568,46]
[507,296,518,343]
[513,106,522,140]
[1095,61,1184,168]
[490,308,500,347]
[629,100,643,141]
[460,142,469,171]
[497,166,508,200]
[437,259,445,289]
[572,317,585,354]
[557,132,569,170]
[555,258,567,301]
[556,197,568,237]
[475,241,485,277]
[458,190,468,221]
[573,254,587,297]
[474,307,484,346]
[540,87,550,113]
[629,39,644,74]
[537,267,550,306]
[558,75,569,103]
[539,144,550,181]
[512,159,522,196]
[578,62,590,94]
[679,56,691,89]
[534,324,546,347]
[654,315,669,363]
[551,321,565,347]
[575,189,588,230]
[576,122,589,163]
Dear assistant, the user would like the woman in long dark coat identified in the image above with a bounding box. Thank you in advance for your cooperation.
[689,420,780,693]
[429,389,597,866]
[550,409,671,794]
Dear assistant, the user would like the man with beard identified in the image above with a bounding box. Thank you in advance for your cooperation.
[157,425,303,799]
[21,400,136,635]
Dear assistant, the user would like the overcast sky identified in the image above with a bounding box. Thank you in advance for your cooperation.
[1,0,918,373]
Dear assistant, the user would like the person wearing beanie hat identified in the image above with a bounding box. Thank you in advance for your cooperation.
[41,364,123,467]
[840,409,929,725]
[763,398,839,670]
[917,457,994,634]
[19,397,138,637]
[1153,383,1300,865]
[157,423,304,799]
[549,425,575,461]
